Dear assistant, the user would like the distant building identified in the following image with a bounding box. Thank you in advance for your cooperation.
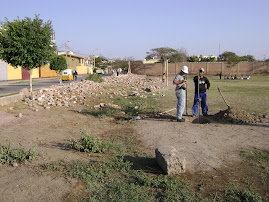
[58,51,91,75]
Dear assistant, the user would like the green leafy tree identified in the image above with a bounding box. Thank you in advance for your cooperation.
[49,55,67,84]
[0,15,56,92]
[95,56,111,70]
[112,59,128,71]
[169,48,188,63]
[146,47,178,63]
[218,51,241,70]
[146,47,180,75]
[241,55,255,62]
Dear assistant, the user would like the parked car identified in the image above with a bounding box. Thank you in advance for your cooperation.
[96,69,104,74]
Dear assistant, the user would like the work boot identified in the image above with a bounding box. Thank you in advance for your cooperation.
[177,118,185,122]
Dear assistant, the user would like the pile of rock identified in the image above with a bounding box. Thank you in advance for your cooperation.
[24,80,104,109]
[23,74,160,109]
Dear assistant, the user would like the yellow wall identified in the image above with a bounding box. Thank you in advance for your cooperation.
[32,68,39,78]
[40,65,58,77]
[76,65,89,74]
[7,64,22,80]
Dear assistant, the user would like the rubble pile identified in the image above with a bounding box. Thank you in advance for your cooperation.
[24,80,104,108]
[23,74,160,109]
[103,74,160,97]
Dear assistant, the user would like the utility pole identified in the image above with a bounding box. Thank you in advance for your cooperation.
[65,40,69,68]
[166,59,169,86]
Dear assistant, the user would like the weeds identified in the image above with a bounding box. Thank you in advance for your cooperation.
[85,74,104,83]
[0,142,37,164]
[69,130,105,153]
[86,94,158,120]
[43,156,196,201]
[215,185,262,202]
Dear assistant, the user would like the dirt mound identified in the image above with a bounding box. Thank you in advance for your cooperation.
[213,107,261,124]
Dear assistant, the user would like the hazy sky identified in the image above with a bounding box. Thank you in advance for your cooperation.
[1,0,269,60]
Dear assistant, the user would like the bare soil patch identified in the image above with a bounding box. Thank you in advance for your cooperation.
[134,113,269,172]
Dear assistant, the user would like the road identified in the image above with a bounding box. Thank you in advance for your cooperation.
[0,75,88,96]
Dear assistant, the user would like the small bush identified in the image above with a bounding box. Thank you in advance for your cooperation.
[0,142,38,164]
[85,73,104,83]
[69,130,105,153]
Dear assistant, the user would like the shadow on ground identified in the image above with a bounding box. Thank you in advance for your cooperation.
[124,155,164,174]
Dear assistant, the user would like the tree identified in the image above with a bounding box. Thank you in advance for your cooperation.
[146,47,180,76]
[146,47,178,63]
[241,55,255,62]
[218,51,241,70]
[95,56,111,70]
[169,48,188,63]
[49,55,67,84]
[0,15,56,92]
[112,59,128,72]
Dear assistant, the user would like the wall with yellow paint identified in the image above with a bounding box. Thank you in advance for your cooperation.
[7,64,22,80]
[40,65,58,77]
[76,65,89,74]
[32,68,39,78]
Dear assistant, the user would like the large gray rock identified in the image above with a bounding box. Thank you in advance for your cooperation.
[155,146,186,175]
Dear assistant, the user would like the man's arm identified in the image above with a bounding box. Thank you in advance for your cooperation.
[206,78,210,90]
[173,79,187,85]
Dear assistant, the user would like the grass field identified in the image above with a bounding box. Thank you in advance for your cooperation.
[159,75,269,116]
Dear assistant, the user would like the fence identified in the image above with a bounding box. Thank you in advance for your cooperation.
[130,61,269,76]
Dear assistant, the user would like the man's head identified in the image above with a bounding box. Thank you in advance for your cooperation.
[199,68,204,76]
[181,66,189,74]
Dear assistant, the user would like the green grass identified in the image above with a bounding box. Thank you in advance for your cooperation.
[160,75,269,115]
[214,185,262,202]
[240,148,269,162]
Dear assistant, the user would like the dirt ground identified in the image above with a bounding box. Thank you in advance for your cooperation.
[0,76,268,201]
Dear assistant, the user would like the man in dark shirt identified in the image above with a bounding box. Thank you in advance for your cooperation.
[192,68,210,116]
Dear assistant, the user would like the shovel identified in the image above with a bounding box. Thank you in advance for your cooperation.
[217,87,230,109]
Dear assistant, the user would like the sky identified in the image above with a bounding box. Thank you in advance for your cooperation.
[1,0,269,60]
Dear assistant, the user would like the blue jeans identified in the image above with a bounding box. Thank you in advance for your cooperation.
[176,89,186,119]
[192,92,208,116]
